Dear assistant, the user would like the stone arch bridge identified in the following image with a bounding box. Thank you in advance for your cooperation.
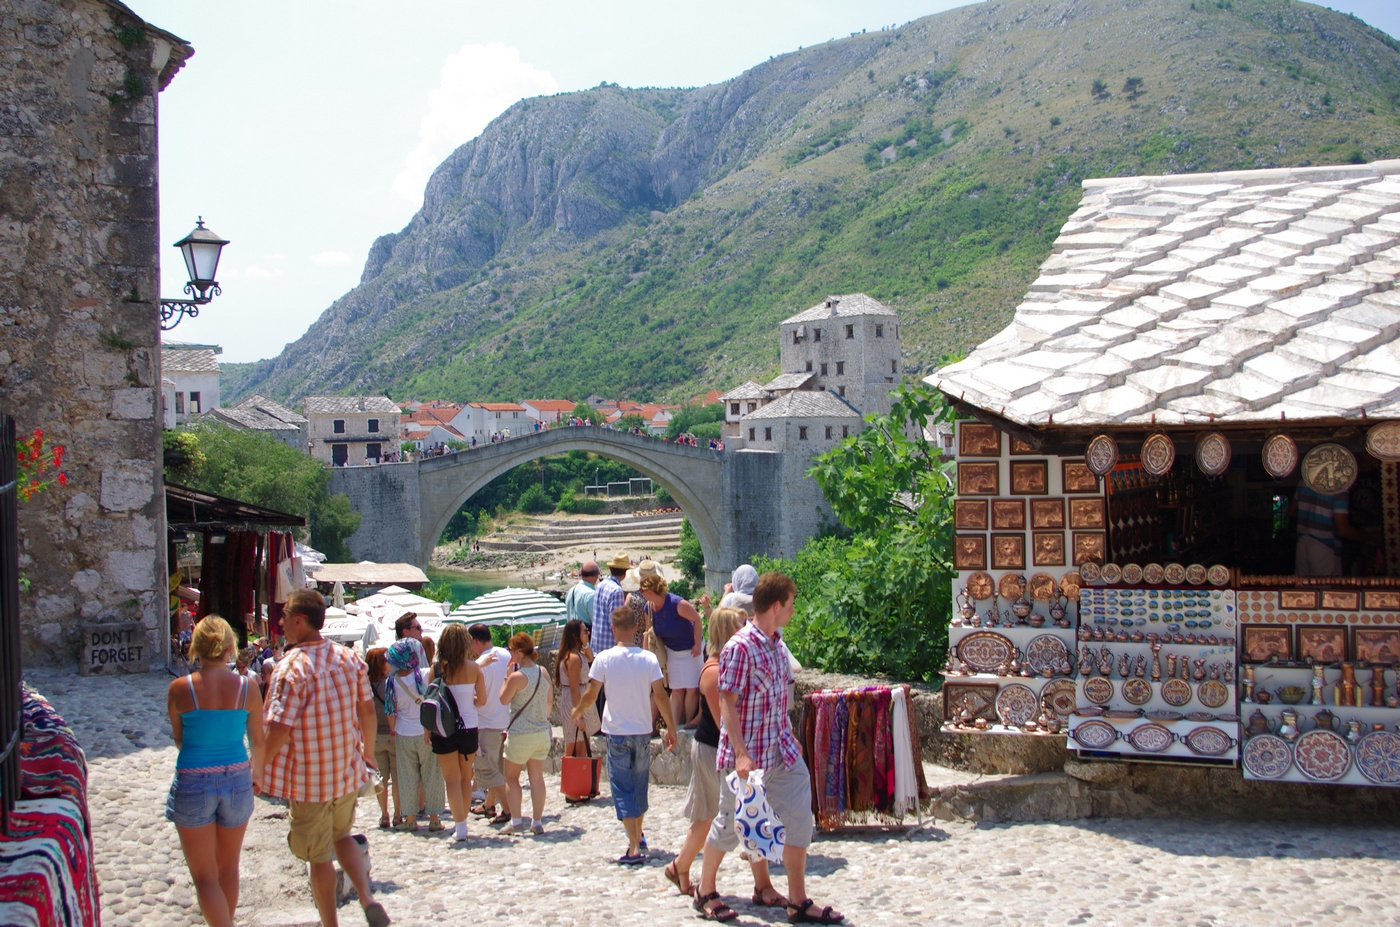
[327,426,826,591]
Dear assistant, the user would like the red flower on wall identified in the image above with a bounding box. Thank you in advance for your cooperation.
[15,427,68,501]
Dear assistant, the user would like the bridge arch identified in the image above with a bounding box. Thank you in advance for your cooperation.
[417,427,726,580]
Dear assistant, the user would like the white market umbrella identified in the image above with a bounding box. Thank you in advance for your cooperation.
[319,607,364,644]
[445,587,566,629]
[331,581,346,609]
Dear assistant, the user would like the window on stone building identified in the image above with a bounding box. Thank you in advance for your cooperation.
[813,328,822,343]
[845,324,854,339]
[820,363,828,376]
[805,361,812,372]
[842,426,849,438]
[368,418,380,433]
[747,402,757,413]
[764,427,772,441]
[793,330,800,345]
[333,419,346,434]
[799,426,808,440]
[749,428,755,441]
[891,359,897,374]
[838,386,846,397]
[836,361,845,376]
[876,324,884,338]
[175,392,185,414]
[825,426,832,440]
[367,443,381,459]
[332,444,349,466]
[189,392,201,414]
[731,402,740,415]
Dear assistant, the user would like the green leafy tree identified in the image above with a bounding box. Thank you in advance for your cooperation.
[615,412,648,431]
[1123,76,1145,99]
[571,401,606,425]
[677,518,705,584]
[665,402,724,439]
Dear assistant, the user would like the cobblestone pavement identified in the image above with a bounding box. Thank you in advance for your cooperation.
[28,669,1400,926]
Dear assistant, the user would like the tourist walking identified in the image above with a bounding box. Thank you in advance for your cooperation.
[468,623,512,824]
[694,573,842,924]
[426,624,488,841]
[384,639,445,833]
[638,573,704,727]
[571,606,678,865]
[591,551,631,652]
[364,648,402,829]
[566,560,599,629]
[166,616,265,927]
[664,607,786,907]
[498,632,553,835]
[556,618,601,802]
[260,589,389,927]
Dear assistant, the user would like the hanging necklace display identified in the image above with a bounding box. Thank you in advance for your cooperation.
[1194,432,1232,477]
[1300,443,1358,495]
[1085,434,1118,477]
[1365,422,1400,463]
[1141,432,1176,477]
[1261,433,1299,479]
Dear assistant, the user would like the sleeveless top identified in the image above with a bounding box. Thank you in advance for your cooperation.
[177,675,249,769]
[556,650,591,691]
[651,592,694,651]
[507,664,551,735]
[447,680,479,729]
[695,689,720,748]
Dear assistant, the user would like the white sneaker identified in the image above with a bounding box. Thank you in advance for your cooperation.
[500,821,525,836]
[530,822,544,835]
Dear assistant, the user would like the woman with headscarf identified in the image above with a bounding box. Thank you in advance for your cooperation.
[385,638,446,832]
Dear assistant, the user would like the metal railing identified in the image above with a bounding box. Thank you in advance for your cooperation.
[0,414,20,834]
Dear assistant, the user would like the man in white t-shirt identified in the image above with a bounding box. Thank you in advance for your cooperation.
[469,623,513,824]
[572,605,677,865]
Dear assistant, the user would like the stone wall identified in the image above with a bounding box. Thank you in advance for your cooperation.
[328,461,422,568]
[0,0,191,667]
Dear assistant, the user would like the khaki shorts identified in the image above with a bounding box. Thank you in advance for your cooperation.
[374,733,395,784]
[288,793,358,863]
[476,728,506,789]
[707,758,814,851]
[683,739,721,823]
[502,729,552,765]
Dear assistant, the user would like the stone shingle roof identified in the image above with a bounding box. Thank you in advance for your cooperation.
[720,380,768,401]
[742,390,861,420]
[782,293,896,325]
[303,396,401,415]
[234,395,306,426]
[763,372,817,392]
[928,160,1400,428]
[163,346,219,373]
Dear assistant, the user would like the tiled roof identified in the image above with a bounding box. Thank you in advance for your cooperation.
[233,395,306,426]
[742,390,861,420]
[523,399,578,412]
[720,380,768,401]
[928,160,1400,428]
[404,429,432,440]
[782,293,896,325]
[474,402,526,411]
[303,396,401,415]
[763,372,816,392]
[163,346,219,373]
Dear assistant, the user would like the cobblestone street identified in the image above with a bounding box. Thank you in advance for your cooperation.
[29,669,1400,927]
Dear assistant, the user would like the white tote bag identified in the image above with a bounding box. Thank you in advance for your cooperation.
[727,769,786,863]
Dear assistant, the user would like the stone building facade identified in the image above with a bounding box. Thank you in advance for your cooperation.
[0,0,192,667]
[304,396,402,465]
[161,342,221,426]
[777,293,901,417]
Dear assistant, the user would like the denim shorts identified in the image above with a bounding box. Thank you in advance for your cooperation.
[166,763,254,829]
[606,734,652,821]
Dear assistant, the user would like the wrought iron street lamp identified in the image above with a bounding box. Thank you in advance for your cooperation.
[159,218,228,330]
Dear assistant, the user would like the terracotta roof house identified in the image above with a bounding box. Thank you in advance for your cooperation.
[521,399,578,424]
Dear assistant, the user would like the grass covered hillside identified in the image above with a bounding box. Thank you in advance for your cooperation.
[225,0,1400,405]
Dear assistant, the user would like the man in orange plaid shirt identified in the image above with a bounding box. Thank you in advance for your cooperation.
[261,589,390,927]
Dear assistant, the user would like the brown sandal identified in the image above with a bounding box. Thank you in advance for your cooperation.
[786,899,844,925]
[664,861,692,895]
[753,887,790,908]
[693,889,738,922]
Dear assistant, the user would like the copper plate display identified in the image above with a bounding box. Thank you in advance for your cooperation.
[1072,719,1118,750]
[966,572,995,600]
[997,572,1025,601]
[1197,679,1229,709]
[1080,562,1101,584]
[1164,562,1187,585]
[1122,677,1152,705]
[1186,563,1207,585]
[956,631,1016,674]
[1041,679,1077,720]
[1027,572,1057,602]
[1184,726,1234,758]
[1060,582,1081,603]
[1366,422,1400,463]
[1127,723,1175,754]
[1161,677,1193,707]
[1242,733,1292,779]
[1195,432,1232,477]
[1086,434,1119,477]
[1207,564,1230,586]
[1062,571,1083,589]
[1083,676,1114,705]
[1024,634,1070,676]
[1185,711,1217,722]
[1301,443,1358,495]
[1293,728,1351,782]
[1262,433,1298,478]
[1103,708,1144,720]
[1147,710,1183,721]
[995,683,1040,727]
[1100,562,1122,584]
[1121,563,1143,585]
[1355,730,1400,785]
[1141,432,1176,477]
[1073,706,1106,717]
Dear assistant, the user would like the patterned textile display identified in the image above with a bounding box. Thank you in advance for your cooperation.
[1383,463,1400,577]
[846,692,876,814]
[872,689,894,816]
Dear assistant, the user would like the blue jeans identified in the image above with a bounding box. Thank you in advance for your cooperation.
[606,734,652,821]
[166,764,254,829]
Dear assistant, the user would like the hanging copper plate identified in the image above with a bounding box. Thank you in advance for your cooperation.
[1301,443,1358,496]
[966,572,995,601]
[998,572,1025,601]
[1262,433,1298,479]
[1366,422,1400,463]
[1027,572,1057,602]
[1086,434,1119,477]
[1195,432,1232,477]
[1062,571,1083,589]
[1141,432,1176,477]
[1060,582,1081,603]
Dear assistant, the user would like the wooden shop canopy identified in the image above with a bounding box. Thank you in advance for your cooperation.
[165,483,307,529]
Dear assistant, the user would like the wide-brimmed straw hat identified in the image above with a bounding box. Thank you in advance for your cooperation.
[606,551,631,570]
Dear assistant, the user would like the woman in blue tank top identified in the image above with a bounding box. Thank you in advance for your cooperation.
[166,616,266,927]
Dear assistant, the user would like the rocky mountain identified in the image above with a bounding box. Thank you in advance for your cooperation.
[224,0,1400,406]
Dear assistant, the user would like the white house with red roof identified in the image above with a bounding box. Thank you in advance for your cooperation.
[521,399,577,425]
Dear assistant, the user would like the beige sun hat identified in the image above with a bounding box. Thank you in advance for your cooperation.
[620,568,642,592]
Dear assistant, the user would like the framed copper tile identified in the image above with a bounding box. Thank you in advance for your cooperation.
[990,533,1026,570]
[1009,460,1049,495]
[1353,627,1400,665]
[1280,590,1318,610]
[1321,590,1360,611]
[958,423,1002,458]
[1296,625,1348,664]
[1009,436,1038,456]
[1241,624,1293,664]
[1072,531,1106,566]
[1364,590,1400,611]
[1068,497,1107,530]
[1062,459,1099,494]
[1032,531,1066,567]
[953,535,988,571]
[954,499,989,531]
[942,681,1001,722]
[1030,498,1065,530]
[991,499,1026,530]
[957,461,1000,496]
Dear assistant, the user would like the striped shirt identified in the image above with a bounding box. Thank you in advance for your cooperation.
[591,576,626,651]
[262,638,373,803]
[716,621,801,772]
[1297,486,1348,553]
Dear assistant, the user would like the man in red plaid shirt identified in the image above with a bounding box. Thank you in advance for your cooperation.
[694,573,843,925]
[261,589,390,927]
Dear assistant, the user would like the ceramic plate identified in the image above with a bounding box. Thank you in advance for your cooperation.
[1195,432,1233,477]
[1100,563,1122,584]
[1243,734,1293,779]
[1143,563,1165,585]
[1216,713,1239,722]
[1041,679,1077,720]
[1293,729,1351,782]
[1122,677,1153,706]
[1197,679,1229,709]
[1184,711,1216,722]
[1262,433,1298,478]
[1083,676,1114,705]
[956,631,1015,674]
[1207,565,1230,586]
[1355,730,1400,785]
[1164,562,1187,585]
[1080,562,1102,584]
[1121,563,1143,585]
[1024,634,1070,676]
[1072,719,1118,750]
[1147,710,1184,722]
[1127,723,1175,753]
[1141,432,1176,477]
[1184,726,1234,758]
[1161,678,1193,707]
[1103,709,1144,720]
[1186,563,1207,585]
[1073,706,1106,717]
[995,683,1040,728]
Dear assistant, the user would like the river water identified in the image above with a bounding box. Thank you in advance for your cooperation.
[425,567,515,608]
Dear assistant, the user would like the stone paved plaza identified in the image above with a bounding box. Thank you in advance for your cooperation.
[29,669,1400,927]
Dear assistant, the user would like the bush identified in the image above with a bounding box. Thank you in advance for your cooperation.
[518,483,552,513]
[677,519,705,584]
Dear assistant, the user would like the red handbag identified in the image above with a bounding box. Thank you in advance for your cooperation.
[560,729,603,799]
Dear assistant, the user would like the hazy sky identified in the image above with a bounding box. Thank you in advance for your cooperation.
[131,0,1400,363]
